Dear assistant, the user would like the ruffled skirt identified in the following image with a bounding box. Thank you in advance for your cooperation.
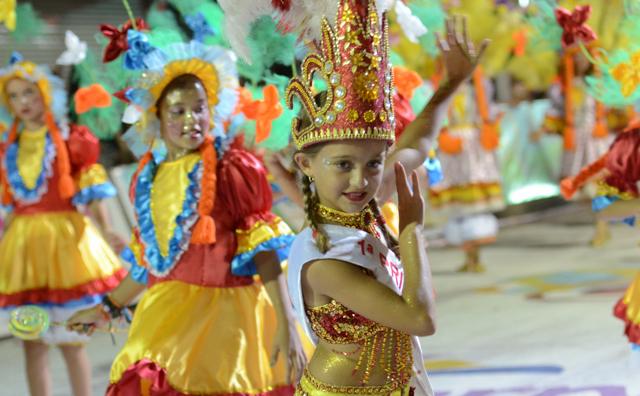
[0,211,126,344]
[614,272,640,346]
[107,280,294,395]
[429,126,504,216]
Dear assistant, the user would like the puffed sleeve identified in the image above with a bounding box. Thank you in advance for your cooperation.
[603,129,640,197]
[67,124,117,205]
[119,228,149,285]
[591,129,640,224]
[218,147,295,276]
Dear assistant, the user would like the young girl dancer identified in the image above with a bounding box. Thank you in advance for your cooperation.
[0,58,125,396]
[67,39,306,395]
[428,67,503,273]
[562,125,640,353]
[285,1,485,394]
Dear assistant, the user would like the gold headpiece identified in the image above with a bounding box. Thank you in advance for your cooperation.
[286,0,396,150]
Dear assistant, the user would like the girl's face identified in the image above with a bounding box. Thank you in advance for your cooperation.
[295,140,387,213]
[4,78,46,126]
[159,81,210,154]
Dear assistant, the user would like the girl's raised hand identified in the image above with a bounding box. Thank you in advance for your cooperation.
[395,162,424,233]
[436,15,490,85]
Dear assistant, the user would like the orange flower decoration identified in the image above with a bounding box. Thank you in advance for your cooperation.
[74,84,112,114]
[512,29,527,57]
[235,86,254,115]
[242,85,283,143]
[393,66,422,100]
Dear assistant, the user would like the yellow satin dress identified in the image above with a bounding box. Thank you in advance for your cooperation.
[0,126,125,344]
[108,150,303,395]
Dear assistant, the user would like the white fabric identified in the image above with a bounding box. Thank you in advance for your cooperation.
[393,0,428,42]
[56,30,87,66]
[443,213,499,246]
[288,225,433,396]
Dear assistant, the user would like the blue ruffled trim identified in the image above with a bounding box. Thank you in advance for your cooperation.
[592,196,635,227]
[231,234,295,277]
[134,154,202,277]
[71,183,117,206]
[0,294,102,310]
[120,247,148,285]
[4,134,56,204]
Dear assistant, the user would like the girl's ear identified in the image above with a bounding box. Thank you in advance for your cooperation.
[294,152,314,178]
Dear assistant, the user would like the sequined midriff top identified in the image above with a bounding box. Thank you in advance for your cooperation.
[306,300,414,387]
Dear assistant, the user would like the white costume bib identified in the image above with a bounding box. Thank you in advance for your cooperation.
[288,225,433,396]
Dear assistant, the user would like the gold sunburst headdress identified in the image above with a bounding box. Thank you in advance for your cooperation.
[286,0,396,150]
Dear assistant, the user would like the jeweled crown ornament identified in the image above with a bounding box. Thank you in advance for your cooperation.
[286,0,395,150]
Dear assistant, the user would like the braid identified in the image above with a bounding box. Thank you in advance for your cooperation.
[0,119,19,205]
[191,134,217,245]
[369,198,400,258]
[302,175,330,253]
[45,111,76,199]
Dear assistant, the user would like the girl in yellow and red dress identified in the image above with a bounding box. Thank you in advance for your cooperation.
[67,32,306,395]
[0,56,126,395]
[562,124,640,352]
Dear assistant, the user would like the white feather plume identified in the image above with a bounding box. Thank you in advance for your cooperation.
[218,0,415,65]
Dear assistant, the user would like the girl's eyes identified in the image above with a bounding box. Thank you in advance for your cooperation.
[335,161,352,171]
[332,160,382,171]
[368,159,383,169]
[169,106,205,116]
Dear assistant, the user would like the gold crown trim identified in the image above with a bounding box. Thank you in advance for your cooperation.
[294,126,394,148]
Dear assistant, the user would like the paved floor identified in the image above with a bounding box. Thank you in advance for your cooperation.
[0,205,639,395]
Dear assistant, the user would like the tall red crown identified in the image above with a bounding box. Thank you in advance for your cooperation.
[286,0,395,150]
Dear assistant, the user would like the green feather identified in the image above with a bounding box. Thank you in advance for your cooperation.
[525,0,562,52]
[71,49,131,140]
[147,29,185,48]
[147,5,182,32]
[409,0,447,57]
[167,0,201,15]
[9,3,44,43]
[586,48,640,107]
[389,50,406,67]
[197,2,229,48]
[238,16,298,84]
